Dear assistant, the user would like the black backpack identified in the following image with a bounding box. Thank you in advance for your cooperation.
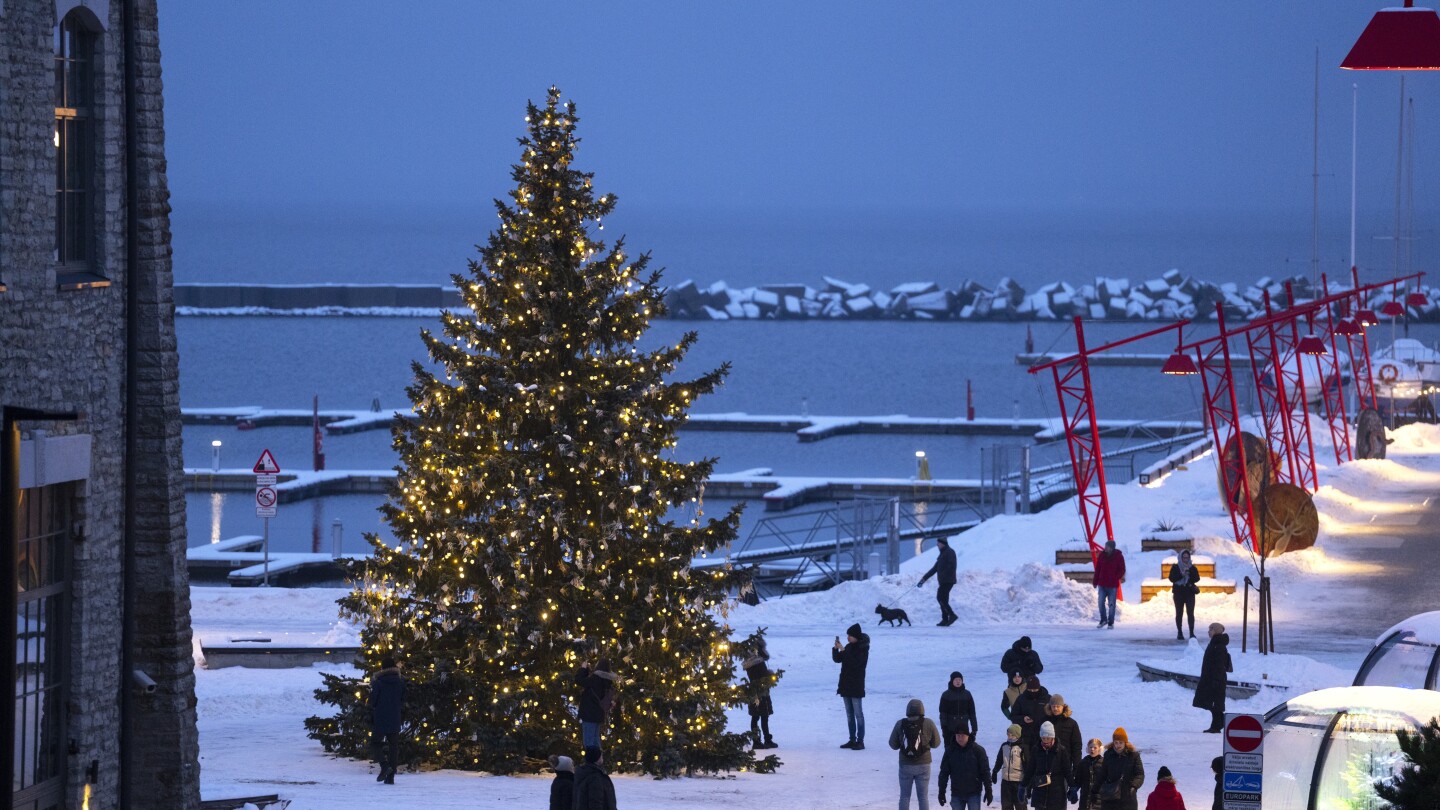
[901,718,926,759]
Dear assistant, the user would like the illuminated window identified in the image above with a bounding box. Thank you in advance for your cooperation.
[54,12,107,290]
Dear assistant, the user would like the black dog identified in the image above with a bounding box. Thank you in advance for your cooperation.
[875,604,911,627]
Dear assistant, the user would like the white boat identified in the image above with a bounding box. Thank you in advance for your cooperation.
[1373,338,1440,386]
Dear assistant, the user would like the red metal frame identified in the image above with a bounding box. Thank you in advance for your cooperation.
[1318,274,1353,463]
[1278,306,1319,492]
[1351,266,1381,411]
[1245,291,1300,485]
[1189,303,1261,552]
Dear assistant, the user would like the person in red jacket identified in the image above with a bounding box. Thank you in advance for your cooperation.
[1092,540,1126,629]
[1145,766,1186,810]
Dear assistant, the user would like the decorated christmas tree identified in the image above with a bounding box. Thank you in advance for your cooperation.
[305,87,765,777]
[1376,719,1440,809]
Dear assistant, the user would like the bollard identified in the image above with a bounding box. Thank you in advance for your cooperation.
[331,519,343,558]
[1004,488,1017,516]
[867,552,881,581]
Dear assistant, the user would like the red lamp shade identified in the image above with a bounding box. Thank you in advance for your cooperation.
[1382,300,1407,317]
[1357,307,1381,326]
[1297,334,1329,355]
[1335,318,1363,337]
[1342,4,1440,70]
[1161,351,1199,376]
[1407,290,1430,306]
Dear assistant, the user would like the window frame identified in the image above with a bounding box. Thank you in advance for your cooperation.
[53,10,108,291]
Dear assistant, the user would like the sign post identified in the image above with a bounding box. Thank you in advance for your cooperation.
[1222,713,1265,810]
[253,449,281,586]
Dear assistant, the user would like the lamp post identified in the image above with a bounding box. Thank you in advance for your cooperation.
[210,439,222,474]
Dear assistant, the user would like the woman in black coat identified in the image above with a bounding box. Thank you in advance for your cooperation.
[1193,624,1232,733]
[1098,729,1145,810]
[938,671,978,747]
[1168,550,1201,640]
[575,659,618,750]
[369,657,405,784]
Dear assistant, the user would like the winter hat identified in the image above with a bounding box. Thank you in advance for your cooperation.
[583,747,603,765]
[1112,727,1129,743]
[949,671,964,684]
[936,536,949,546]
[1104,539,1116,551]
[1039,722,1056,739]
[907,698,925,717]
[1027,676,1042,690]
[1157,766,1173,781]
[846,623,863,639]
[380,656,397,669]
[1006,724,1022,738]
[1211,756,1225,774]
[1048,693,1065,707]
[549,755,574,773]
[1019,636,1033,649]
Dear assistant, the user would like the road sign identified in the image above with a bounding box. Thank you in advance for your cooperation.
[1223,773,1262,793]
[252,449,281,475]
[1224,753,1262,773]
[254,474,277,487]
[255,486,278,518]
[1224,714,1265,754]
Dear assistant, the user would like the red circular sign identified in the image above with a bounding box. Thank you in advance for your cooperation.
[1225,715,1264,753]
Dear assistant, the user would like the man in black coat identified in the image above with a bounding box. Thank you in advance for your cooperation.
[1193,623,1232,733]
[918,536,959,626]
[938,728,993,809]
[938,671,978,748]
[1011,676,1051,746]
[1042,694,1082,783]
[1000,637,1043,680]
[574,747,618,810]
[369,657,406,785]
[832,623,870,749]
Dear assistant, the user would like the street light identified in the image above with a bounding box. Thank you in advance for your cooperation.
[1297,334,1329,355]
[915,450,931,481]
[211,440,222,473]
[1342,1,1440,70]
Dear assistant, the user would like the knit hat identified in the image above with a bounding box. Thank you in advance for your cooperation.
[1112,727,1129,743]
[1158,766,1173,781]
[1019,636,1033,649]
[949,671,964,683]
[1039,721,1056,739]
[1007,723,1022,738]
[1211,756,1225,774]
[583,747,603,765]
[1027,675,1042,690]
[549,755,574,773]
[937,536,949,545]
[1048,693,1065,706]
[846,623,863,639]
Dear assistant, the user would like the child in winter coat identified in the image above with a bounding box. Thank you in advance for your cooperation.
[1144,766,1186,810]
[1000,672,1026,721]
[547,755,574,810]
[742,640,777,749]
[1077,738,1106,810]
[991,723,1029,810]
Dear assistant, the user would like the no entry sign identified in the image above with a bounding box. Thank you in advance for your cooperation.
[1224,714,1265,754]
[1222,713,1265,810]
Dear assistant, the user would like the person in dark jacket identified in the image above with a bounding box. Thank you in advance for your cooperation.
[938,671,978,747]
[992,724,1029,810]
[575,659,619,750]
[1077,738,1106,810]
[938,727,992,810]
[1024,722,1072,810]
[369,657,405,785]
[1099,728,1145,810]
[1092,540,1126,629]
[1000,672,1027,722]
[1012,676,1051,745]
[1193,623,1232,733]
[1043,694,1082,783]
[918,536,959,626]
[1209,756,1223,810]
[1000,637,1043,679]
[547,755,574,810]
[574,747,617,810]
[742,640,777,749]
[833,623,870,749]
[1168,550,1201,640]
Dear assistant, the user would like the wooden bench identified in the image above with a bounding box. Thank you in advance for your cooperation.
[1159,554,1216,580]
[1140,577,1235,602]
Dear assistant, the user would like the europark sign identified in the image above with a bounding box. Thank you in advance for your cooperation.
[1222,713,1265,810]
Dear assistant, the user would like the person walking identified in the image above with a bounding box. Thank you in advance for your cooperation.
[1209,757,1224,810]
[1042,694,1082,784]
[1012,676,1051,746]
[991,724,1029,810]
[918,536,959,626]
[1145,766,1187,810]
[1168,550,1201,640]
[937,727,992,810]
[834,623,871,749]
[889,698,943,810]
[574,747,618,810]
[1093,540,1126,629]
[1023,722,1072,810]
[938,671,978,748]
[1077,738,1106,810]
[1098,728,1145,810]
[575,659,619,751]
[1000,637,1044,680]
[369,656,405,785]
[1000,672,1027,722]
[1194,623,1232,733]
[742,641,778,749]
[547,755,575,810]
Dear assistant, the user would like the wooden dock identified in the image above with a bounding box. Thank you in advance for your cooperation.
[188,535,355,585]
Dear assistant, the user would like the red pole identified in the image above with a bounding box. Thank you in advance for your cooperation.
[967,379,975,422]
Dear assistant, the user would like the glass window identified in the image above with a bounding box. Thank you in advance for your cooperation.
[53,12,105,288]
[12,484,70,806]
[1314,711,1416,810]
[1355,633,1438,690]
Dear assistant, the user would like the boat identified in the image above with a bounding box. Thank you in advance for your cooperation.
[1373,338,1440,385]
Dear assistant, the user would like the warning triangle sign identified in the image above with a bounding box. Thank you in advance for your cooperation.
[252,449,281,474]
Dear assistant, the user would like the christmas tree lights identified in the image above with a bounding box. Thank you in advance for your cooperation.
[304,88,771,777]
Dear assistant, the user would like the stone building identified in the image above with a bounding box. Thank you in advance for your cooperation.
[0,0,200,808]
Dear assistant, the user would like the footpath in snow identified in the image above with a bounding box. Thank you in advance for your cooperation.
[190,421,1440,810]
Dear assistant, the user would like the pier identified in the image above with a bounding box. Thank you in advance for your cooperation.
[188,535,356,585]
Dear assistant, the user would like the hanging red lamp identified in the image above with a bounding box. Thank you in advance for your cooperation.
[1357,307,1381,326]
[1381,299,1407,317]
[1335,318,1363,337]
[1342,1,1440,70]
[1297,334,1329,355]
[1161,332,1198,376]
[1407,289,1429,306]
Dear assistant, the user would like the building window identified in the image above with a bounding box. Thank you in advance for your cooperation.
[54,12,106,290]
[12,484,69,809]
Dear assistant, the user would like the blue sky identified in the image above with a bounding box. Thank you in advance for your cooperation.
[157,2,1440,223]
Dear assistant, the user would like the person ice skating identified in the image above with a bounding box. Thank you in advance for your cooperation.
[937,727,992,810]
[1012,676,1051,745]
[1209,757,1223,810]
[1000,637,1044,680]
[1077,738,1106,810]
[1145,766,1186,810]
[833,623,871,749]
[1093,540,1126,629]
[1042,694,1082,783]
[547,755,575,810]
[938,671,978,748]
[1168,550,1200,640]
[917,536,959,626]
[575,658,619,750]
[1098,728,1145,810]
[1023,722,1072,810]
[574,747,618,810]
[742,640,778,749]
[369,656,405,785]
[992,724,1029,810]
[1000,672,1027,722]
[1193,623,1232,733]
[889,698,943,810]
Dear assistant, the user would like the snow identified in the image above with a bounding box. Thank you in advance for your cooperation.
[1376,610,1440,647]
[192,420,1440,809]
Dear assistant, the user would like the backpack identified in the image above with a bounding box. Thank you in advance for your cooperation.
[901,718,926,759]
[598,684,618,720]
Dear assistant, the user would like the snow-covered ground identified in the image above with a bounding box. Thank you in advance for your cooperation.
[193,420,1440,809]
